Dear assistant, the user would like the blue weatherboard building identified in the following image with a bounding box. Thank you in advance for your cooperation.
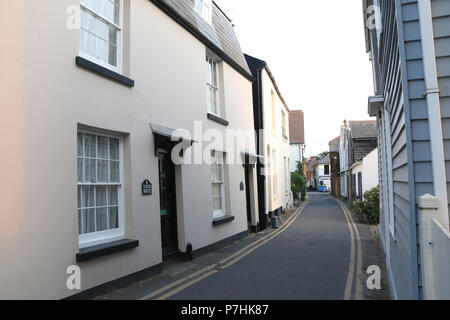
[363,0,450,299]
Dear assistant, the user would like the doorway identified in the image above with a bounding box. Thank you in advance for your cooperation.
[245,165,252,225]
[158,150,178,256]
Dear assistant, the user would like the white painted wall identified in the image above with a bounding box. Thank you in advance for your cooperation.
[362,148,379,195]
[351,148,378,199]
[261,69,292,211]
[351,162,363,197]
[0,0,257,299]
[315,164,331,191]
[290,144,304,172]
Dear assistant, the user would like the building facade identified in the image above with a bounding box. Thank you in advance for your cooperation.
[349,148,378,200]
[363,0,450,299]
[339,120,377,200]
[245,54,293,229]
[329,136,341,196]
[339,122,351,198]
[1,0,260,299]
[315,154,331,192]
[305,157,318,190]
[289,110,306,173]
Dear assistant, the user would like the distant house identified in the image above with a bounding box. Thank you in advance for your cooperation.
[329,136,340,196]
[305,157,318,189]
[289,110,305,172]
[349,148,378,200]
[315,154,331,192]
[339,120,378,201]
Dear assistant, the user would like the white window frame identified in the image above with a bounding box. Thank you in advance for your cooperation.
[206,55,221,117]
[211,151,226,219]
[193,0,212,24]
[77,129,125,248]
[79,0,123,73]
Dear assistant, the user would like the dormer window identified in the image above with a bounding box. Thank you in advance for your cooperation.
[193,0,212,24]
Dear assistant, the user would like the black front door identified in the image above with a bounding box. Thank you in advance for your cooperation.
[158,151,178,256]
[245,165,252,225]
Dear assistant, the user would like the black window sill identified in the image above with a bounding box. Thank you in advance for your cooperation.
[76,239,139,262]
[212,216,235,226]
[75,56,135,88]
[207,113,229,126]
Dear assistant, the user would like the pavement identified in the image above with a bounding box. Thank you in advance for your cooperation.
[91,193,389,300]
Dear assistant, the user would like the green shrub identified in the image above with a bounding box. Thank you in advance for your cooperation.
[291,161,307,201]
[352,186,380,225]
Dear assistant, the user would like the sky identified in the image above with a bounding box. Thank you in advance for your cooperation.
[215,0,375,158]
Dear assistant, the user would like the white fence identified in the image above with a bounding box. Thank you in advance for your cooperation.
[419,194,450,300]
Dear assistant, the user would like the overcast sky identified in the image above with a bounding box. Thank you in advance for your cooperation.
[215,0,375,157]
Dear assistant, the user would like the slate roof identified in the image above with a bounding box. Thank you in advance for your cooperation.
[305,157,318,172]
[349,120,377,139]
[317,154,330,165]
[329,136,340,152]
[289,110,305,145]
[151,0,251,78]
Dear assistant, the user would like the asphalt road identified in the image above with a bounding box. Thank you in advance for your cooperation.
[167,193,353,300]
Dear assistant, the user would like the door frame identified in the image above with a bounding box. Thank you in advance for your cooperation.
[157,148,179,257]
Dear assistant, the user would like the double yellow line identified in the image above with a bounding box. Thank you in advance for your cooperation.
[139,197,310,300]
[333,197,363,300]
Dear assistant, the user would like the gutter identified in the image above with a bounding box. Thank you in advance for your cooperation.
[417,1,450,231]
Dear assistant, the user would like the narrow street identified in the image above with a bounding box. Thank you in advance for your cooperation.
[163,194,357,300]
[96,193,379,301]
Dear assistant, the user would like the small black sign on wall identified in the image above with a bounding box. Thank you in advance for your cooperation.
[142,179,152,196]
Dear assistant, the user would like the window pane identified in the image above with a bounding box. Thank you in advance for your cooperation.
[98,160,109,182]
[78,187,82,209]
[80,1,120,68]
[80,29,96,59]
[110,161,120,183]
[108,186,118,206]
[77,157,83,183]
[96,186,107,207]
[77,133,83,157]
[96,207,108,231]
[84,159,97,183]
[86,208,96,233]
[81,186,95,208]
[97,136,109,159]
[78,209,83,234]
[84,134,96,158]
[206,60,212,84]
[212,63,217,86]
[108,43,118,67]
[212,186,223,211]
[109,207,119,229]
[196,0,203,14]
[109,138,119,160]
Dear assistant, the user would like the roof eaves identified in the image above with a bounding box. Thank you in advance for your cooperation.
[149,0,253,81]
[263,64,290,112]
